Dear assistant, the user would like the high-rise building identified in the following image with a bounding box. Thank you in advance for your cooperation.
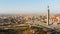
[47,6,50,25]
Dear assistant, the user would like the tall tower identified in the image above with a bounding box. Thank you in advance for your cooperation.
[47,6,50,25]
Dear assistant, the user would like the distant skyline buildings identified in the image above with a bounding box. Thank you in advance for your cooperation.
[0,0,60,14]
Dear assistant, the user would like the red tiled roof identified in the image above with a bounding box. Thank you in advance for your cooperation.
[50,17,58,22]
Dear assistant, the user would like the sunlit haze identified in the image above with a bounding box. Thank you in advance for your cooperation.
[0,0,60,14]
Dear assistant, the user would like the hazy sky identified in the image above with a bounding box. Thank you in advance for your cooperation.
[0,0,60,14]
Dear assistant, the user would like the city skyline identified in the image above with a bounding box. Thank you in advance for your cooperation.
[0,0,60,14]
